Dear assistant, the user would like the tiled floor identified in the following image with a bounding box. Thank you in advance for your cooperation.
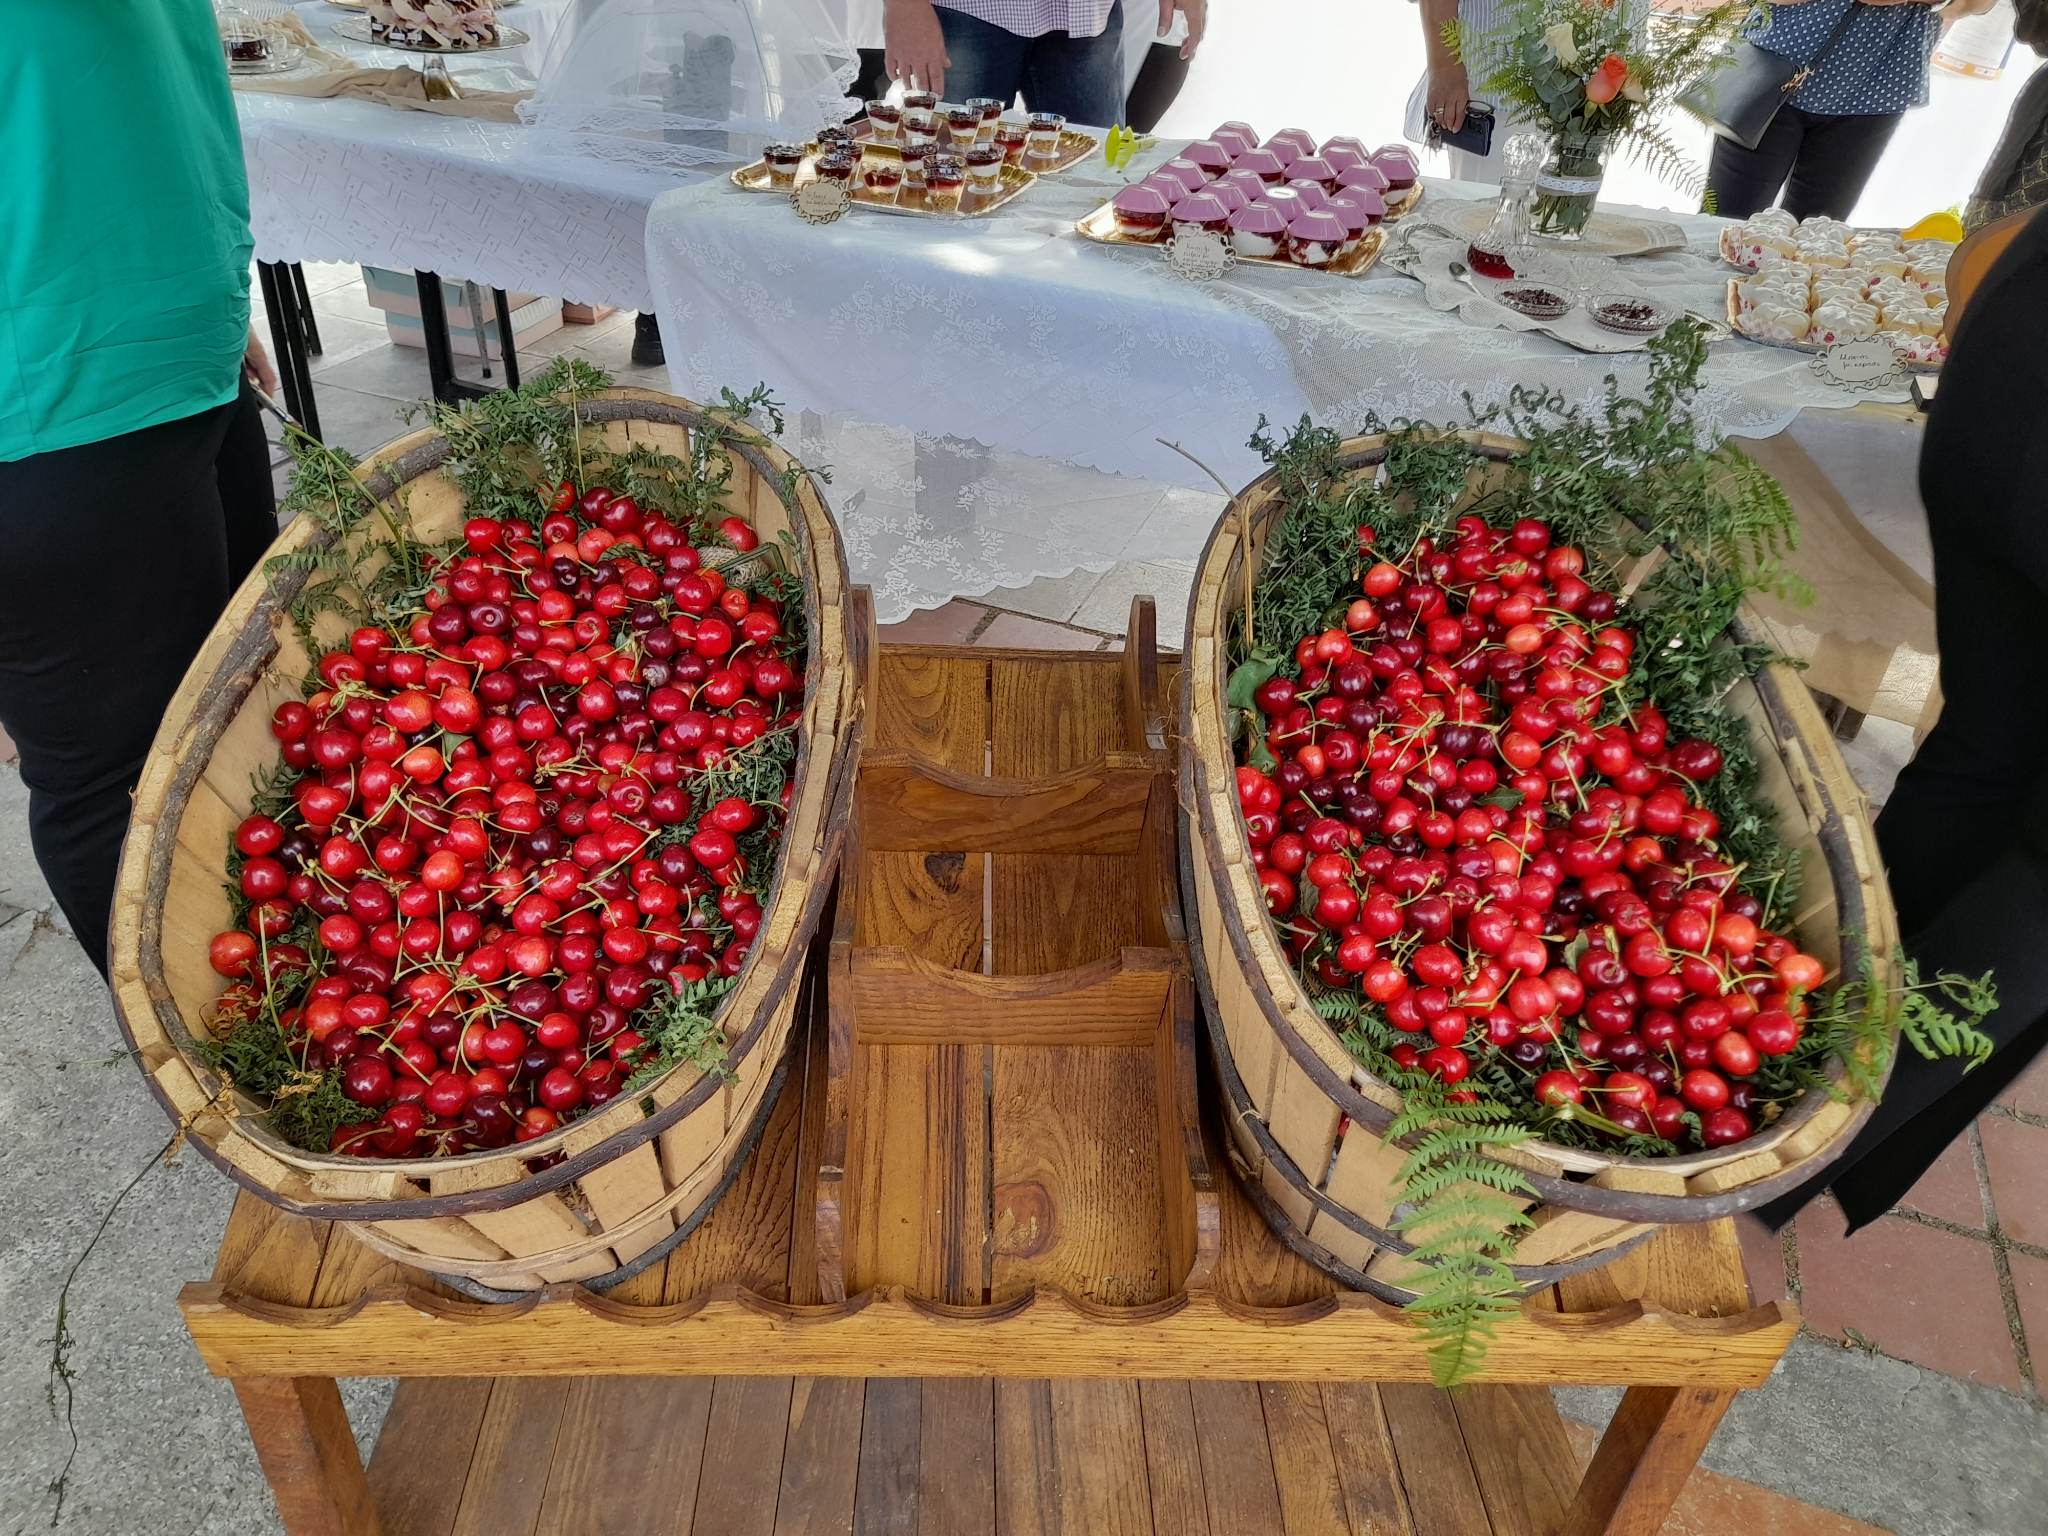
[1742,1067,2048,1398]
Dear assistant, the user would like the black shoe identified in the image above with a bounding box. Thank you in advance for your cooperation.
[632,311,665,368]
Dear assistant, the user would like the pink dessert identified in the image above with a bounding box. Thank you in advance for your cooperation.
[1212,120,1257,144]
[1330,186,1385,225]
[1321,194,1370,254]
[1141,171,1189,202]
[1268,128,1317,159]
[1260,138,1301,171]
[1204,180,1249,215]
[1184,139,1234,173]
[1235,148,1287,184]
[1370,145,1419,189]
[1227,200,1289,259]
[1289,156,1337,190]
[1337,162,1389,194]
[1288,208,1347,267]
[1260,186,1308,223]
[1284,180,1331,211]
[1213,127,1258,159]
[1170,190,1230,238]
[1111,183,1174,239]
[1222,168,1270,203]
[1158,158,1212,194]
[1321,135,1368,161]
[1320,144,1368,174]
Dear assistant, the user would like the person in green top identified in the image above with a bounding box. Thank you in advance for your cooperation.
[0,0,280,975]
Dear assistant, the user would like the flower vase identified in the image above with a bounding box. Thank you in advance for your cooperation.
[1532,131,1609,241]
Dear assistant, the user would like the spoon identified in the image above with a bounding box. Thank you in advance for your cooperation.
[1446,259,1480,294]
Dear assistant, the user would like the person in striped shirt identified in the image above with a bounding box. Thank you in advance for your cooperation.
[883,0,1204,126]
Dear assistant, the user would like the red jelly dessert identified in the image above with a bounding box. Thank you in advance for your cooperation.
[1111,183,1173,238]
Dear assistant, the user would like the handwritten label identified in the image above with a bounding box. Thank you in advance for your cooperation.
[1164,230,1235,283]
[792,178,850,225]
[1810,337,1904,390]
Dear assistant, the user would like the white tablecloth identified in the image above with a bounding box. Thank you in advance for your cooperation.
[238,1,682,308]
[645,144,1914,504]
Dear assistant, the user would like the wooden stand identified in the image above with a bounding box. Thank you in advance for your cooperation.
[179,611,1796,1536]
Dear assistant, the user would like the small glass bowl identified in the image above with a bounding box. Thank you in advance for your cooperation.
[1588,292,1677,336]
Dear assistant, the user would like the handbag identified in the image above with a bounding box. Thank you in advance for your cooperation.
[1680,5,1860,152]
[1431,103,1497,160]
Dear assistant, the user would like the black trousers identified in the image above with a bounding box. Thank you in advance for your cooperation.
[0,384,277,975]
[1758,211,2048,1231]
[1705,105,1904,222]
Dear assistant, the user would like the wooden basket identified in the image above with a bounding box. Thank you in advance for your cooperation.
[1179,431,1900,1301]
[107,389,860,1295]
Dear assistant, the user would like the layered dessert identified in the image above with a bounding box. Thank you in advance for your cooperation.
[761,142,806,187]
[1027,112,1066,156]
[964,143,1004,194]
[966,99,1003,141]
[927,153,967,210]
[945,105,982,145]
[1184,139,1234,174]
[1288,156,1337,191]
[1170,191,1230,240]
[1112,183,1173,239]
[1321,194,1370,254]
[1227,200,1288,259]
[1337,162,1389,195]
[862,157,904,198]
[1155,159,1210,196]
[1235,148,1287,185]
[1369,145,1419,190]
[1267,128,1317,160]
[1288,208,1346,267]
[900,141,930,193]
[1329,185,1384,226]
[1284,180,1330,211]
[865,99,903,145]
[994,116,1029,164]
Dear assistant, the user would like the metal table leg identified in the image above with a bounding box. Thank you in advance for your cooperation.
[415,271,522,406]
[256,260,323,442]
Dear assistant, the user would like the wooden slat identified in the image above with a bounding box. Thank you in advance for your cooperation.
[1259,1381,1352,1536]
[1320,1384,1415,1536]
[1188,1381,1284,1532]
[232,1377,380,1536]
[990,656,1171,1307]
[918,1379,995,1536]
[1378,1385,1493,1536]
[1555,1386,1738,1536]
[857,750,1156,855]
[1136,1383,1212,1536]
[214,1193,332,1303]
[1451,1387,1578,1536]
[533,1380,716,1536]
[690,1377,796,1536]
[994,1380,1153,1536]
[366,1379,493,1536]
[852,1379,921,1536]
[448,1380,570,1536]
[773,1378,866,1536]
[847,945,1175,1047]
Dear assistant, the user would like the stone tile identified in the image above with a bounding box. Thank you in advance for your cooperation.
[306,315,403,377]
[1736,1214,1789,1307]
[1070,559,1194,644]
[308,273,385,328]
[975,612,1106,651]
[1124,483,1229,568]
[310,340,436,403]
[1796,1199,2023,1391]
[2010,1252,2048,1394]
[301,384,415,459]
[1981,1116,2048,1248]
[1897,1129,1988,1230]
[878,600,991,647]
[976,566,1107,625]
[1560,1420,1893,1536]
[294,259,365,297]
[1995,1055,2048,1119]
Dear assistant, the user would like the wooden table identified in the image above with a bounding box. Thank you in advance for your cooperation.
[180,633,1798,1536]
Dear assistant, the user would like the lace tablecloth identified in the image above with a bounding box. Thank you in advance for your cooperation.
[237,1,680,308]
[646,148,1913,501]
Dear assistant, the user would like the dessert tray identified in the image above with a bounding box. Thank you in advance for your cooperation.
[1074,205,1387,277]
[851,117,1100,174]
[730,143,1037,220]
[1724,281,1943,374]
[332,15,531,50]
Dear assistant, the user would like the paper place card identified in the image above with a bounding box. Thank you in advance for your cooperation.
[793,179,851,225]
[1810,338,1905,391]
[1164,230,1236,283]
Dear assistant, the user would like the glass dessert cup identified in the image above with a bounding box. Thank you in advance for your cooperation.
[994,118,1029,164]
[964,144,1003,195]
[926,155,967,211]
[1026,111,1066,157]
[903,108,936,147]
[865,100,903,145]
[966,98,1003,142]
[762,143,806,187]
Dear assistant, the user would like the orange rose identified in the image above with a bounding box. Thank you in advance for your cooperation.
[1585,52,1628,104]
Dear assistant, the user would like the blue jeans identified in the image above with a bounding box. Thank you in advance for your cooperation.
[935,0,1126,128]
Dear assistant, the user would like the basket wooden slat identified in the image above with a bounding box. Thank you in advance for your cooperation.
[1179,431,1899,1301]
[108,389,860,1294]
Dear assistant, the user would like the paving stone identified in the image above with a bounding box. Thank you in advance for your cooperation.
[1736,1214,1790,1306]
[1896,1129,1988,1230]
[2009,1251,2047,1397]
[974,612,1106,650]
[1796,1200,2024,1391]
[879,599,992,646]
[1995,1056,2048,1119]
[1560,1420,1893,1535]
[1981,1116,2048,1248]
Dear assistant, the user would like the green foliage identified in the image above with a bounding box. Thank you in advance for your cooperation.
[624,974,738,1096]
[1767,945,1998,1105]
[405,355,613,526]
[1385,1077,1540,1388]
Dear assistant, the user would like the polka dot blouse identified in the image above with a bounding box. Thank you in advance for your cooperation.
[1745,0,1941,116]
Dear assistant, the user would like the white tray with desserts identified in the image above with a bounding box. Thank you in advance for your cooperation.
[849,99,1099,174]
[333,5,528,51]
[1724,278,1945,374]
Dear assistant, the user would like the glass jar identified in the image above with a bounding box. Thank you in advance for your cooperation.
[1467,134,1541,278]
